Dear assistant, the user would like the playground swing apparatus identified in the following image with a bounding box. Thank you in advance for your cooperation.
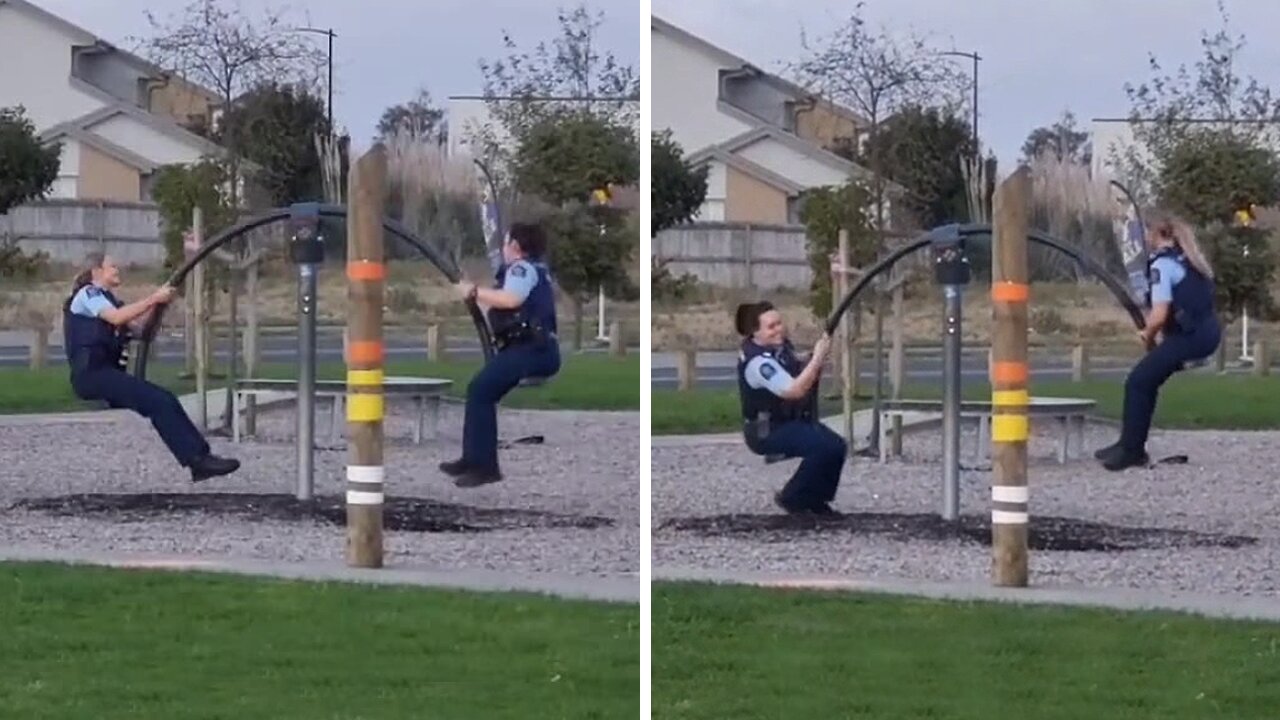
[130,201,549,501]
[817,221,1185,522]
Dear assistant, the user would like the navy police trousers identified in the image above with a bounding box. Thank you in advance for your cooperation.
[462,342,561,471]
[72,368,210,467]
[1120,325,1220,453]
[750,420,847,508]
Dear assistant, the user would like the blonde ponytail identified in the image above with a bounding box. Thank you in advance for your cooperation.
[1144,209,1214,280]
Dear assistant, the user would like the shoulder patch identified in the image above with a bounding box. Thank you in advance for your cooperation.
[759,361,777,380]
[510,263,528,278]
[1150,267,1161,285]
[84,286,103,297]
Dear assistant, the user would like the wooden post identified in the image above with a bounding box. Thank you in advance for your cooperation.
[990,166,1032,588]
[890,266,905,398]
[838,230,854,451]
[28,327,48,370]
[192,207,208,431]
[426,324,446,362]
[1071,344,1088,382]
[1254,340,1270,377]
[609,320,625,357]
[677,348,697,392]
[346,144,388,569]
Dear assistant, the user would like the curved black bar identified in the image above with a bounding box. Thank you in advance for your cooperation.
[822,224,1146,337]
[134,203,495,379]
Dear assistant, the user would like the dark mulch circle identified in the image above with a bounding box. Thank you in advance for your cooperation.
[659,512,1256,552]
[12,493,613,534]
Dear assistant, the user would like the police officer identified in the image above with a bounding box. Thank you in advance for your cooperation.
[735,301,845,515]
[63,253,240,482]
[1095,212,1221,471]
[440,222,561,487]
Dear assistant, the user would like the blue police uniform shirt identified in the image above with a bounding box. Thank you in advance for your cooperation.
[743,354,795,397]
[1149,256,1186,305]
[501,259,539,304]
[70,284,116,318]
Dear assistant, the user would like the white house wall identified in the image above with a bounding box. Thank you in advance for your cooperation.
[693,160,728,221]
[651,26,753,153]
[735,138,848,189]
[89,114,203,166]
[47,137,80,199]
[0,5,103,131]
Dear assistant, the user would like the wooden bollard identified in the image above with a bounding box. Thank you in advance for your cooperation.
[609,320,625,357]
[427,324,446,362]
[1254,341,1270,377]
[991,166,1032,588]
[677,348,697,392]
[345,144,388,569]
[1071,344,1088,382]
[29,327,48,370]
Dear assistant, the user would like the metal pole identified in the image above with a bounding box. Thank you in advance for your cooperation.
[296,262,317,501]
[972,54,980,157]
[942,284,963,521]
[326,30,334,131]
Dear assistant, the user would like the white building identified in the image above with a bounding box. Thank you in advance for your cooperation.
[652,16,892,225]
[0,0,230,202]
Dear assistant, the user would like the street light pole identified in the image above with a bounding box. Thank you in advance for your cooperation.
[292,26,336,132]
[940,50,981,158]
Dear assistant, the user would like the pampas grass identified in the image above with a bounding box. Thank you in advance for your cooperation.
[1027,153,1123,279]
[382,129,484,270]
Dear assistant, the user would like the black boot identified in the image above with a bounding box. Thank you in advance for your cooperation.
[455,467,503,488]
[1102,449,1150,472]
[191,454,240,483]
[1094,442,1122,461]
[773,491,812,516]
[438,459,469,477]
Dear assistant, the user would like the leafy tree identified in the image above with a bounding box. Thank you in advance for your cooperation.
[377,89,446,144]
[0,106,59,214]
[1116,0,1280,319]
[513,111,638,205]
[650,130,707,236]
[221,82,332,206]
[798,180,876,318]
[150,161,235,271]
[857,105,973,228]
[1022,110,1091,164]
[545,203,636,349]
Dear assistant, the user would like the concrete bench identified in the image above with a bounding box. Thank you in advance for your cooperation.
[232,376,452,445]
[879,396,1097,465]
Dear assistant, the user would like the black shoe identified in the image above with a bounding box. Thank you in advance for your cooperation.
[455,467,503,488]
[810,501,844,518]
[1102,450,1150,472]
[438,459,469,478]
[1093,442,1122,461]
[774,492,812,516]
[191,454,240,483]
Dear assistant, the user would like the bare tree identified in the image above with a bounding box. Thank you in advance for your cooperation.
[790,2,967,244]
[134,0,324,431]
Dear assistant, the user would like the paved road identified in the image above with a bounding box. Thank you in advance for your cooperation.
[0,328,618,368]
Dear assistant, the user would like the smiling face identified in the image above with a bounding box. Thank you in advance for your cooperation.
[751,309,787,347]
[92,255,122,288]
[502,235,525,264]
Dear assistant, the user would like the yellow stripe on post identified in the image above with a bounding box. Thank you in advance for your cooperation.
[991,414,1028,442]
[347,393,384,422]
[347,369,384,386]
[991,390,1029,407]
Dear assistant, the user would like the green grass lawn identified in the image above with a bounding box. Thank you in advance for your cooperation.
[653,582,1280,720]
[653,373,1280,435]
[0,562,638,720]
[0,354,638,415]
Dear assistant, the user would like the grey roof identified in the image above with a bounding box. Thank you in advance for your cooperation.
[688,148,805,194]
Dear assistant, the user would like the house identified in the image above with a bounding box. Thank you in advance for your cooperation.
[652,16,894,225]
[0,0,229,203]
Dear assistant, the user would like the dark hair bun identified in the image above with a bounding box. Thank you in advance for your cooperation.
[734,300,774,336]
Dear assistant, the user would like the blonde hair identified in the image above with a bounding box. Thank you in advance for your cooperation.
[1145,209,1214,280]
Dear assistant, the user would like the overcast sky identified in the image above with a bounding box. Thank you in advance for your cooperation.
[651,0,1280,168]
[36,0,639,145]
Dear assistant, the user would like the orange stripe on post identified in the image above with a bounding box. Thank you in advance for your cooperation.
[347,341,385,365]
[991,361,1028,385]
[346,261,387,281]
[991,281,1029,303]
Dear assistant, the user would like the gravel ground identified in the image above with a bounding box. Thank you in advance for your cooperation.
[0,400,639,577]
[653,422,1280,598]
